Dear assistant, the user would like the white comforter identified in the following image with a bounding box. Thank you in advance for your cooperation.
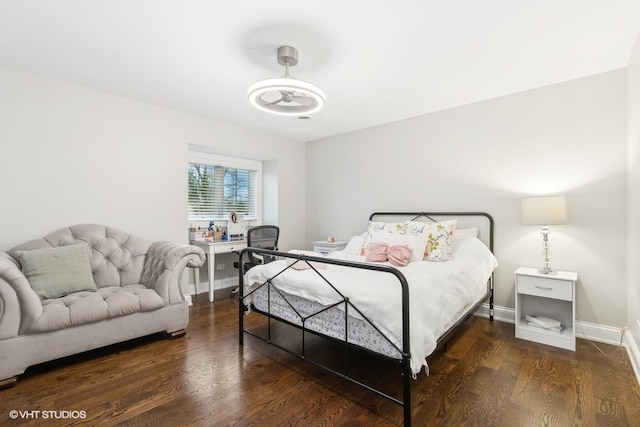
[244,235,498,375]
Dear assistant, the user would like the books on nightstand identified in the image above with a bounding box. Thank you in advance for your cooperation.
[526,315,564,334]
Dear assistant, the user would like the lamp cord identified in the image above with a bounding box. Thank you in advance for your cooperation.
[575,318,607,357]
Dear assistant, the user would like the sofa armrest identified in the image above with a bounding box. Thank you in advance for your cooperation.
[0,252,43,338]
[140,243,205,304]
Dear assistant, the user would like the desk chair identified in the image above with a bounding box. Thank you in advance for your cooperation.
[231,225,280,297]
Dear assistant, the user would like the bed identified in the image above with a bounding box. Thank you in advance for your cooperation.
[238,212,498,427]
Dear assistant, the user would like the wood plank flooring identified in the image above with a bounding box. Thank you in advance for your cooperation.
[3,289,640,426]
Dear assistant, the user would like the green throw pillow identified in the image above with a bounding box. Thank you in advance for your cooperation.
[16,243,98,299]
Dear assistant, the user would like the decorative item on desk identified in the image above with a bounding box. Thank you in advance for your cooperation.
[201,227,223,241]
[227,212,245,240]
[188,224,198,241]
[328,236,336,243]
[521,195,567,274]
[192,226,204,241]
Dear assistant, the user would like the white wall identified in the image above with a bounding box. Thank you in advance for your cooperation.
[306,70,627,327]
[0,65,306,257]
[0,62,631,329]
[628,32,640,346]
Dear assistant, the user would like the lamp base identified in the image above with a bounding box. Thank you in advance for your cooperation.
[538,226,557,275]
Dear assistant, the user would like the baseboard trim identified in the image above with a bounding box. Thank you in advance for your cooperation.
[475,303,640,385]
[575,319,624,346]
[187,277,237,296]
[474,303,515,324]
[624,332,640,385]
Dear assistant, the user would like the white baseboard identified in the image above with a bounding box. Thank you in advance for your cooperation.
[575,319,624,346]
[624,332,640,385]
[474,302,515,323]
[187,277,238,297]
[475,303,640,385]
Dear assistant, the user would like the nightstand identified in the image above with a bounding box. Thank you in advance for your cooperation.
[312,240,347,255]
[514,267,578,351]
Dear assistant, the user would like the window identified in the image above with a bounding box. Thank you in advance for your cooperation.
[188,152,261,222]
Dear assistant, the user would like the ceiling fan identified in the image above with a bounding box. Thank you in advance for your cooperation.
[264,89,315,107]
[248,46,325,116]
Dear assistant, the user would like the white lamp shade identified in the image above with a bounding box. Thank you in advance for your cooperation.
[521,196,568,225]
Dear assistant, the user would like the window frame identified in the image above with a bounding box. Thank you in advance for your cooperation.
[188,151,262,223]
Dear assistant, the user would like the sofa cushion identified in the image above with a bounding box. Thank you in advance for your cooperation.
[26,285,165,333]
[15,243,98,299]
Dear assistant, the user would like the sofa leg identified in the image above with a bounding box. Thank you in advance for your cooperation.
[0,377,17,390]
[167,329,186,339]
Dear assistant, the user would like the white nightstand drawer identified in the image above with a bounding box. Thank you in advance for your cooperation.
[517,276,572,301]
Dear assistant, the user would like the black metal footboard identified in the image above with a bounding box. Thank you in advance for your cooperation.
[238,249,414,426]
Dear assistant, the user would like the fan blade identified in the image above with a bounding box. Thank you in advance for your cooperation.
[265,96,284,106]
[279,91,294,103]
[290,95,314,107]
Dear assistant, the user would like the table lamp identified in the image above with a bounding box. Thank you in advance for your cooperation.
[521,195,567,274]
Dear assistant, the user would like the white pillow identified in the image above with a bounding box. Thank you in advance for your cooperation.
[344,233,367,255]
[455,227,479,238]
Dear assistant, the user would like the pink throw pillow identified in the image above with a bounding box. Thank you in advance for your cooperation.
[365,242,389,262]
[364,242,413,267]
[388,245,413,267]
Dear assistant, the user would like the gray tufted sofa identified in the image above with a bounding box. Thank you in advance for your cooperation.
[0,224,205,388]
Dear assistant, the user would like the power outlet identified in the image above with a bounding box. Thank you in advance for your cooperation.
[216,263,225,271]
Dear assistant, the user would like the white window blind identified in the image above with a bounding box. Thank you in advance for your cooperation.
[188,153,261,221]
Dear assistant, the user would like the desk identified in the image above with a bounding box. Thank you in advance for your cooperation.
[190,240,247,302]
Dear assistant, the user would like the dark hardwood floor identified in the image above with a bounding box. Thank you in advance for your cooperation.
[3,289,640,426]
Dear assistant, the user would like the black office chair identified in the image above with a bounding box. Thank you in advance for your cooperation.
[231,225,280,297]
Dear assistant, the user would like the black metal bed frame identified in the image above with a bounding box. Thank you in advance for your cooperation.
[238,212,495,427]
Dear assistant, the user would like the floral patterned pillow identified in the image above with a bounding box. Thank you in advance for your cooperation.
[406,220,457,262]
[367,221,406,235]
[360,221,407,256]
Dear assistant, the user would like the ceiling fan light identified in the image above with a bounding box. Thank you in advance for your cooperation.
[248,77,325,116]
[248,46,325,117]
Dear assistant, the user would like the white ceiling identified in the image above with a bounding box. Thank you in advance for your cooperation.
[1,1,639,143]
